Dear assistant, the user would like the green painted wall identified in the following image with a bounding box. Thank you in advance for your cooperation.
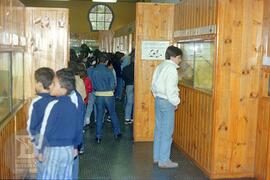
[20,1,136,35]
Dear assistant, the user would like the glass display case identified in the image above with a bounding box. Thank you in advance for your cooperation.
[0,53,12,121]
[0,51,24,122]
[177,40,215,92]
[12,52,24,108]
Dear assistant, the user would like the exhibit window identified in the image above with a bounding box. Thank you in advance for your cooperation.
[0,51,24,123]
[12,52,24,108]
[177,40,214,93]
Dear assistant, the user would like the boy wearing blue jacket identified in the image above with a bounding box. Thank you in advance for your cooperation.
[38,68,84,179]
[27,67,55,179]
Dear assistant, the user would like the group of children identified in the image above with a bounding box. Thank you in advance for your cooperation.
[26,47,135,179]
[27,67,85,179]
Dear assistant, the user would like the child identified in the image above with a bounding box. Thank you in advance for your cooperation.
[38,68,84,179]
[27,67,55,179]
[78,64,92,106]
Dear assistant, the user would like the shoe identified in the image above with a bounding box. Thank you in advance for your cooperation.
[83,130,85,133]
[84,118,90,126]
[106,116,111,122]
[158,160,178,168]
[153,160,158,164]
[125,119,132,124]
[114,133,122,140]
[96,138,101,144]
[79,150,84,155]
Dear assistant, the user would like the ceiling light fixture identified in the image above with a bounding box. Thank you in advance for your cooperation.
[92,0,117,3]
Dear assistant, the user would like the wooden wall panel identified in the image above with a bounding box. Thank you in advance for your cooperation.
[174,0,216,31]
[174,85,213,175]
[255,97,270,180]
[134,3,174,141]
[24,7,69,98]
[212,0,263,178]
[255,0,270,178]
[0,118,15,179]
[0,0,13,46]
[0,103,29,179]
[0,0,25,47]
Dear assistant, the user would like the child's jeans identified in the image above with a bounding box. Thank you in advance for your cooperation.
[84,92,96,125]
[42,146,73,180]
[124,85,134,120]
[72,155,79,180]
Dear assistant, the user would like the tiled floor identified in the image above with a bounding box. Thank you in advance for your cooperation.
[79,101,209,180]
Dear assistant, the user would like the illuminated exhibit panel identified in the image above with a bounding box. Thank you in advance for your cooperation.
[178,40,214,92]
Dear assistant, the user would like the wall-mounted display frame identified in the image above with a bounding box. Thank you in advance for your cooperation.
[177,39,215,92]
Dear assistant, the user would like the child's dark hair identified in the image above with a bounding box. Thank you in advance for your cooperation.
[34,67,55,90]
[99,52,110,64]
[107,60,113,67]
[77,63,87,78]
[56,68,75,95]
[165,46,183,60]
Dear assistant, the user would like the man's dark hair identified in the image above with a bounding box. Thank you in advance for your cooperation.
[107,60,113,67]
[165,46,183,60]
[99,52,110,64]
[56,68,75,95]
[70,49,78,62]
[34,67,55,90]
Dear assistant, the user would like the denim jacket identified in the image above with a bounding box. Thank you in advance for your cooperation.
[92,64,115,92]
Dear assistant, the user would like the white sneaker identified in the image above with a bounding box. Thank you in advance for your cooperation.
[158,160,178,168]
[84,118,90,126]
[125,119,131,124]
[106,116,111,122]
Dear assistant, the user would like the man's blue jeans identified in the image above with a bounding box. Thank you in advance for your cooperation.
[124,85,134,120]
[153,97,175,163]
[96,96,121,138]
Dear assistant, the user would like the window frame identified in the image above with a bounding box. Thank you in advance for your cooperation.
[88,4,114,32]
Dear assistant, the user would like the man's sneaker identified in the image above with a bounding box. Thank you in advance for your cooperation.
[106,116,111,122]
[125,119,132,124]
[114,133,122,140]
[158,160,178,168]
[84,118,90,126]
[79,149,84,155]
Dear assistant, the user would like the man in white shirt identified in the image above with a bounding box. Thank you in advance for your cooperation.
[151,45,182,168]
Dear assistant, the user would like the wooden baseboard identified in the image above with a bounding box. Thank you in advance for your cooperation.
[210,173,254,179]
[134,137,153,142]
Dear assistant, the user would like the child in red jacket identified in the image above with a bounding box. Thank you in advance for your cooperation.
[77,64,93,105]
